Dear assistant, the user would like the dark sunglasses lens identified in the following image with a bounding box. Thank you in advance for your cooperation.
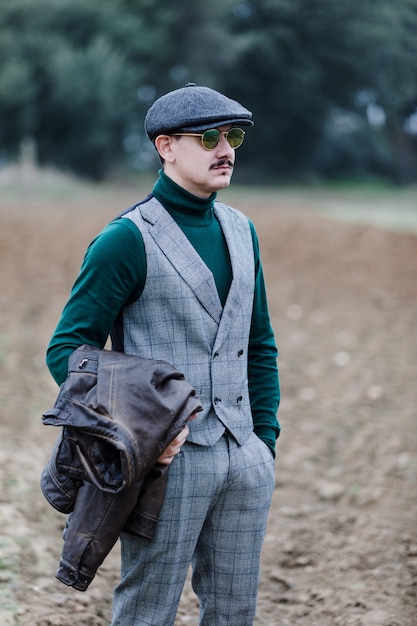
[201,128,245,149]
[227,128,244,148]
[202,129,221,149]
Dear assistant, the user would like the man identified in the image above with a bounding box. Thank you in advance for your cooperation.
[46,83,280,625]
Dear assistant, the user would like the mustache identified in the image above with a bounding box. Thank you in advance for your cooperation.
[210,159,234,170]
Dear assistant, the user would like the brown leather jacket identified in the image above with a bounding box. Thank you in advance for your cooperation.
[40,344,202,591]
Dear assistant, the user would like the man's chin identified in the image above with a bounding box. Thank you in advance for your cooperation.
[213,172,232,189]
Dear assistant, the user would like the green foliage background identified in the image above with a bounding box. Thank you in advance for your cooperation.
[0,0,416,182]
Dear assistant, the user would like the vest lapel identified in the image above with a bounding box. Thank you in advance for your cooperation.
[213,203,254,351]
[140,199,223,324]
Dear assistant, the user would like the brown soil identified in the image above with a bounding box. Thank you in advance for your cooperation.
[0,183,416,625]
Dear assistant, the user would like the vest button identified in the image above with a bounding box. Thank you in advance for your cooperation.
[213,397,221,404]
[238,350,244,357]
[237,396,243,402]
[213,352,219,358]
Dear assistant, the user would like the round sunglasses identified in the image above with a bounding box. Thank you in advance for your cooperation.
[172,127,245,150]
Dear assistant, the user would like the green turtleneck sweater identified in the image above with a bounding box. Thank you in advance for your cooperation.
[47,171,280,455]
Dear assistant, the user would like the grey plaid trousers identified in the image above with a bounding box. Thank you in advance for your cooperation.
[111,431,275,626]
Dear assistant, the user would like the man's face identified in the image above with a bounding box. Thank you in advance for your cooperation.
[157,125,237,198]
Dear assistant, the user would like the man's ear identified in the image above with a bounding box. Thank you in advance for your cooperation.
[155,135,176,163]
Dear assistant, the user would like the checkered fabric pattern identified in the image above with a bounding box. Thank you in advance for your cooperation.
[123,198,256,448]
[111,432,275,625]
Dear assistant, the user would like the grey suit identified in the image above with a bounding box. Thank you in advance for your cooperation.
[111,197,276,625]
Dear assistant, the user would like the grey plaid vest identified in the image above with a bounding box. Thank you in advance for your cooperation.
[122,196,255,447]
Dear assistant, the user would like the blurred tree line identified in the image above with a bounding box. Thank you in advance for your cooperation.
[0,0,416,183]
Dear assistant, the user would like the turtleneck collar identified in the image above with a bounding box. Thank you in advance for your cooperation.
[152,170,217,223]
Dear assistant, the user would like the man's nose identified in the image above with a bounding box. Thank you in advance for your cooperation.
[216,134,234,155]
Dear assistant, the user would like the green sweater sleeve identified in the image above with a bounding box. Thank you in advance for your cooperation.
[46,218,145,386]
[248,221,281,456]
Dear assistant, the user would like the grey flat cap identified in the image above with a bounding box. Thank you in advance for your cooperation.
[145,83,253,141]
